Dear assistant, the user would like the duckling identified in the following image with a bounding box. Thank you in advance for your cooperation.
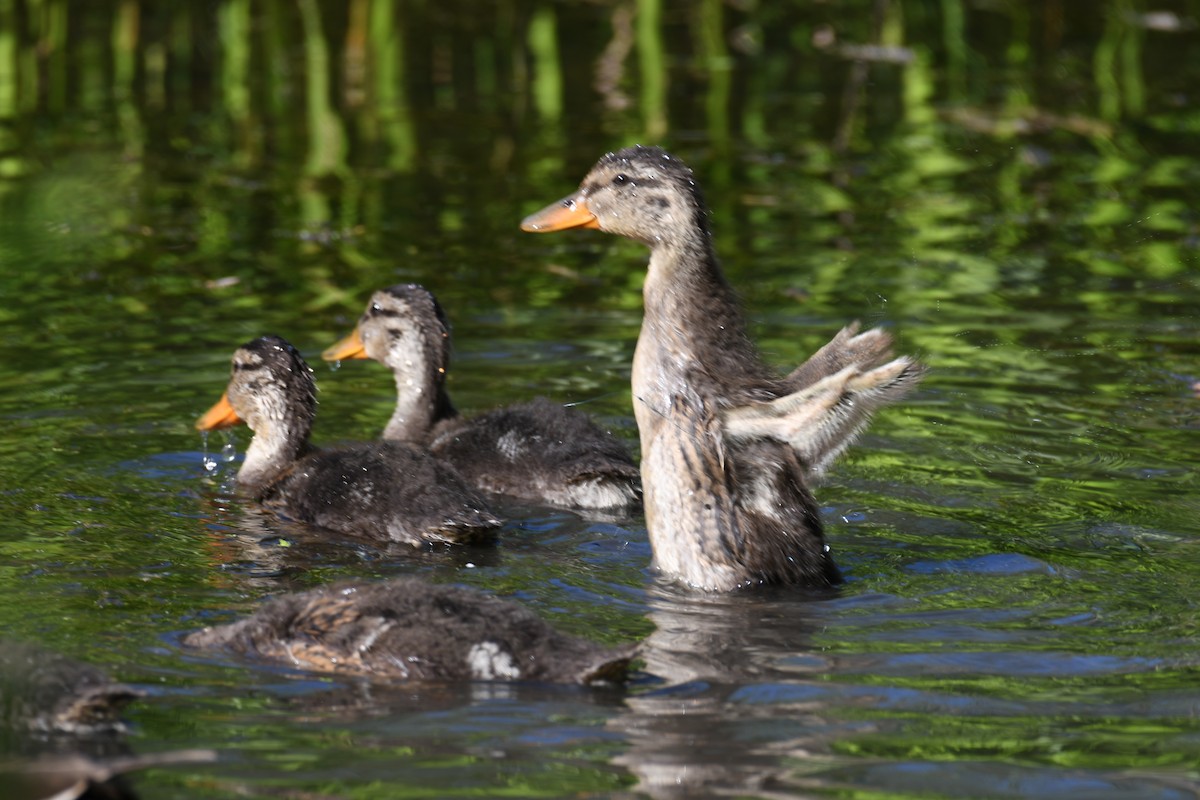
[184,578,635,685]
[521,145,924,591]
[196,335,501,546]
[0,641,141,734]
[322,284,640,511]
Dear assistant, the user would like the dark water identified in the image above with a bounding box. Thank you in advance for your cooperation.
[1,1,1199,797]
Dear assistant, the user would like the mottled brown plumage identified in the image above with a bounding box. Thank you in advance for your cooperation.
[184,579,634,685]
[196,336,501,546]
[323,285,640,511]
[523,145,924,591]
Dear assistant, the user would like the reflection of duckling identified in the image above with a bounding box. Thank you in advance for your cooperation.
[197,336,501,546]
[323,284,640,511]
[185,578,635,685]
[522,145,924,591]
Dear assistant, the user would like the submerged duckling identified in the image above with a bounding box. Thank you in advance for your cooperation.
[522,145,924,591]
[323,284,640,511]
[184,578,634,685]
[197,335,501,546]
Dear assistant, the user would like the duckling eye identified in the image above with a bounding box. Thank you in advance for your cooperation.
[613,174,628,186]
[370,303,382,314]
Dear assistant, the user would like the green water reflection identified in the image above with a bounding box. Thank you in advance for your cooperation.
[0,1,1198,798]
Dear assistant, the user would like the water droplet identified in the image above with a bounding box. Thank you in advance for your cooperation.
[199,431,217,472]
[328,360,342,371]
[221,442,238,462]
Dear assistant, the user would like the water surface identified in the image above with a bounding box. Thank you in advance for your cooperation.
[1,1,1198,797]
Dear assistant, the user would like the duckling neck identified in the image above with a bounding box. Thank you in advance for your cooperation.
[637,239,765,407]
[383,369,459,444]
[239,418,312,492]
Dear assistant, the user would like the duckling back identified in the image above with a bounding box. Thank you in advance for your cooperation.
[264,441,502,545]
[431,397,641,511]
[184,579,634,685]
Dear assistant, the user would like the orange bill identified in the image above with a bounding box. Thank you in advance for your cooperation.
[196,392,243,431]
[322,327,368,361]
[519,195,601,233]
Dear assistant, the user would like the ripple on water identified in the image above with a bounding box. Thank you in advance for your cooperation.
[809,760,1198,800]
[904,552,1057,576]
[730,681,1030,717]
[834,650,1161,678]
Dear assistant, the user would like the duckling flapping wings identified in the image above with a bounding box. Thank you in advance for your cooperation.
[783,323,902,391]
[723,352,924,479]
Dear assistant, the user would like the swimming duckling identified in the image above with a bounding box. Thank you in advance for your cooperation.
[197,335,501,546]
[323,284,640,511]
[522,145,924,591]
[0,641,140,734]
[184,578,634,685]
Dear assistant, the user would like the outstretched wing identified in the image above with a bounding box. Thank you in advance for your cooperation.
[724,354,924,478]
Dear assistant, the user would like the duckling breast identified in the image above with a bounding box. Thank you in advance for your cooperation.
[430,398,640,511]
[637,388,839,591]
